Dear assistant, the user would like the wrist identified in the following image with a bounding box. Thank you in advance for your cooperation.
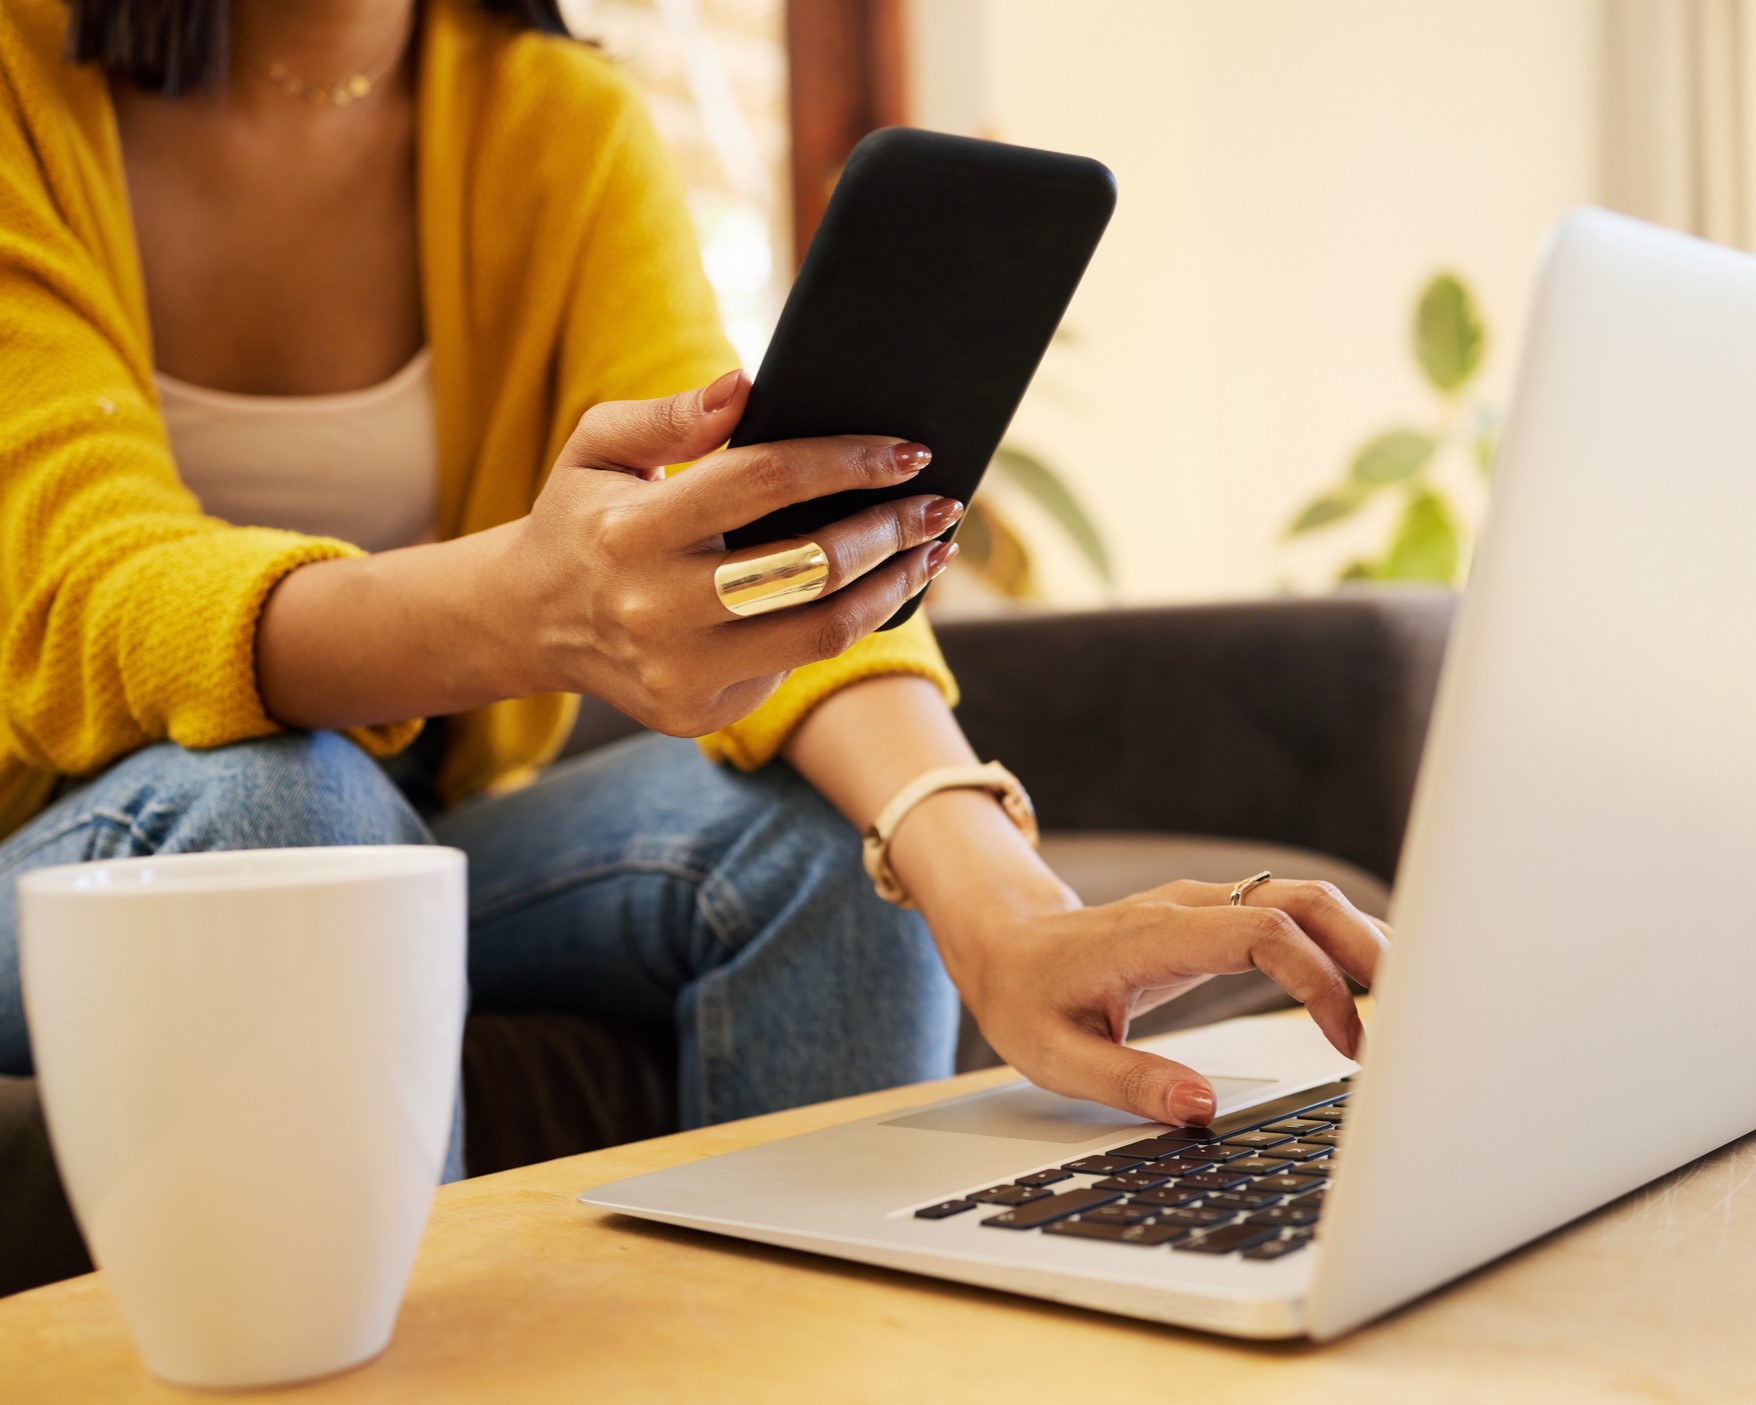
[887,788,1078,975]
[430,521,548,700]
[256,523,548,730]
[476,518,564,697]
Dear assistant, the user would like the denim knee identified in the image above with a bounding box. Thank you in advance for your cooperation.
[722,768,959,1020]
[682,767,960,1118]
[81,732,432,856]
[816,819,955,1014]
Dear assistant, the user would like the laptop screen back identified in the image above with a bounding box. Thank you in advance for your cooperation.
[1308,208,1756,1339]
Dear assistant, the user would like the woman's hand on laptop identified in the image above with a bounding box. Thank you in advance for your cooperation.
[785,676,1390,1131]
[950,875,1386,1128]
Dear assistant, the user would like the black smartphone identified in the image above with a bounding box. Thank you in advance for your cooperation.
[723,127,1116,629]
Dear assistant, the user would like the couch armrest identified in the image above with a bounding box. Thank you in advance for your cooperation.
[937,589,1456,885]
[559,590,1457,885]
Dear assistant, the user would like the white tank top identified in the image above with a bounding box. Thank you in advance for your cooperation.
[155,347,439,553]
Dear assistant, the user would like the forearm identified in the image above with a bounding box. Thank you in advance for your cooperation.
[255,523,531,730]
[782,674,1077,986]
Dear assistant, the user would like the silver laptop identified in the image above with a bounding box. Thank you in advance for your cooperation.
[581,208,1756,1340]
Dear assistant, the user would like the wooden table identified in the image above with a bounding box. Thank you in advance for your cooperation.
[3,1061,1754,1405]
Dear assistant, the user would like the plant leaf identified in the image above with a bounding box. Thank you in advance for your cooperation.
[1471,406,1500,478]
[1475,400,1503,477]
[1349,429,1437,487]
[1380,489,1462,583]
[1339,558,1379,582]
[956,499,995,573]
[956,501,1036,598]
[989,447,1114,584]
[1286,487,1366,536]
[1474,431,1497,478]
[1413,273,1485,394]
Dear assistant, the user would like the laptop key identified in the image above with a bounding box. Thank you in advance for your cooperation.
[1128,1187,1202,1209]
[1081,1202,1159,1224]
[1094,1171,1171,1192]
[1221,1131,1293,1150]
[1301,1130,1343,1147]
[1145,1123,1221,1142]
[1243,1234,1314,1261]
[1159,1080,1353,1140]
[1247,1205,1321,1228]
[1151,1157,1219,1176]
[1229,1157,1296,1177]
[1254,1174,1325,1195]
[1062,1155,1146,1175]
[915,1200,976,1219]
[1202,1190,1280,1211]
[983,1187,1121,1230]
[1156,1205,1238,1228]
[1107,1138,1198,1160]
[968,1184,1052,1205]
[1044,1218,1189,1246]
[1115,1220,1193,1246]
[1015,1169,1073,1188]
[1263,1118,1333,1136]
[1179,1170,1251,1191]
[1181,1143,1253,1163]
[1286,1189,1326,1211]
[1175,1222,1282,1255]
[1270,1142,1332,1162]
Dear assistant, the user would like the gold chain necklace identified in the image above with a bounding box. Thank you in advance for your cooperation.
[245,21,410,107]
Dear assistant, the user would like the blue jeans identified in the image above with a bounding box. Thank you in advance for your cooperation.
[0,732,958,1179]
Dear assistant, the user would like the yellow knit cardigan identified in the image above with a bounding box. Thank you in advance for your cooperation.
[0,0,955,842]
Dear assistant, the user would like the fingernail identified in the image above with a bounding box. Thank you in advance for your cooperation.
[891,443,932,476]
[700,369,743,414]
[1168,1081,1216,1127]
[923,497,965,533]
[927,540,958,577]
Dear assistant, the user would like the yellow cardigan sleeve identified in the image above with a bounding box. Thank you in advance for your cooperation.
[694,612,959,770]
[550,61,958,772]
[0,57,417,779]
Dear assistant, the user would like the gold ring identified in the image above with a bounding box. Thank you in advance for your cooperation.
[1229,870,1272,906]
[714,537,830,617]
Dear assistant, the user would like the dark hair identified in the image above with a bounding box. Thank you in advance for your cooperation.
[66,0,571,97]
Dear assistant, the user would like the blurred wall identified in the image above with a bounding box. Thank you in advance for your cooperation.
[909,0,1601,604]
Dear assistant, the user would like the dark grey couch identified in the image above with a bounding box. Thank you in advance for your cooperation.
[0,589,1455,1297]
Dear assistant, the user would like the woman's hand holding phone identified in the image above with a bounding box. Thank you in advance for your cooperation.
[509,370,961,736]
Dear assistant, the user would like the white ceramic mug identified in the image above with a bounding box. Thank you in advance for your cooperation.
[18,845,466,1390]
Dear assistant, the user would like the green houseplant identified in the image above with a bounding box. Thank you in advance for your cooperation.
[1285,272,1498,585]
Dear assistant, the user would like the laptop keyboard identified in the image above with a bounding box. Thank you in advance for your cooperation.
[911,1079,1352,1262]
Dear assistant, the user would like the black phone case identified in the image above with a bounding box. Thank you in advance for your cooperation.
[723,127,1116,629]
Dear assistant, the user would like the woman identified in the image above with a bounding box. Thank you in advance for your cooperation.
[0,0,1382,1175]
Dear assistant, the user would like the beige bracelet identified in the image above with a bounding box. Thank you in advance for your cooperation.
[861,761,1039,909]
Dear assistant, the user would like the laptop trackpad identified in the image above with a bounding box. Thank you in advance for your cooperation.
[880,1076,1275,1143]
